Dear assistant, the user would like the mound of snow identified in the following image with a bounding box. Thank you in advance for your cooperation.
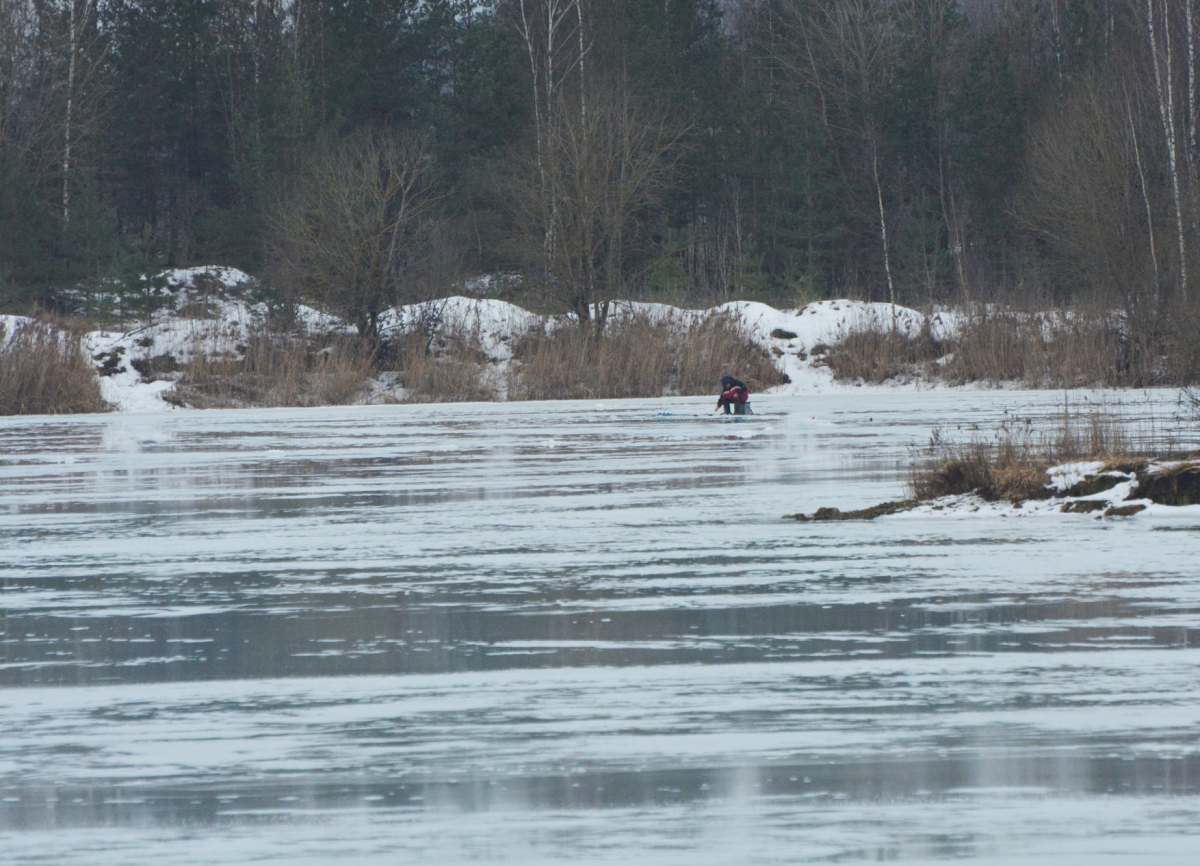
[379,296,543,362]
[1046,461,1109,493]
[715,299,938,395]
[57,268,962,412]
[83,267,268,412]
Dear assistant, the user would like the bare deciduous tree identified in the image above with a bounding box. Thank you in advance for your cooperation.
[1,1,58,175]
[508,83,681,329]
[268,129,440,343]
[60,0,106,226]
[771,0,906,312]
[1015,74,1153,304]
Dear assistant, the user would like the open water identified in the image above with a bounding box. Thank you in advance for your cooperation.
[2,390,1200,864]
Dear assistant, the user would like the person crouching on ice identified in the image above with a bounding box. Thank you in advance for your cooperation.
[717,375,751,415]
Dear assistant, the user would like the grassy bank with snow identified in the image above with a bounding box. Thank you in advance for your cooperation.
[1,266,1194,415]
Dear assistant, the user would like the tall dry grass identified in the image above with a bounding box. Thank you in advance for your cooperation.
[167,334,375,409]
[940,309,1121,386]
[0,320,109,415]
[908,401,1157,503]
[822,322,942,384]
[672,312,791,395]
[507,310,787,401]
[823,307,1129,387]
[388,327,498,403]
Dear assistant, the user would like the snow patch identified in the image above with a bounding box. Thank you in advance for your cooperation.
[1046,461,1109,493]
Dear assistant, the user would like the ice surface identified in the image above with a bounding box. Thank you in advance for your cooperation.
[1,389,1199,864]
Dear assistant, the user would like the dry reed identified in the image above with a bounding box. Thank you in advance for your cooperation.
[821,322,942,384]
[940,309,1121,386]
[167,334,375,408]
[908,401,1149,503]
[823,307,1127,387]
[507,310,787,401]
[389,327,498,403]
[0,320,109,415]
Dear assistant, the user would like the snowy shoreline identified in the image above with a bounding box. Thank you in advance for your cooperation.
[0,265,1133,414]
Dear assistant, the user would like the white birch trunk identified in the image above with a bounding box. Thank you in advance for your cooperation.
[1148,0,1189,301]
[1188,0,1196,153]
[517,0,543,164]
[576,0,586,123]
[872,144,896,324]
[62,0,76,225]
[1126,84,1160,301]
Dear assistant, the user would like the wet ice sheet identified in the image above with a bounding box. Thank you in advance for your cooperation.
[2,390,1199,864]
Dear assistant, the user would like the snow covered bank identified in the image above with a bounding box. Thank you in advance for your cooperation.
[27,262,1138,414]
[69,267,956,412]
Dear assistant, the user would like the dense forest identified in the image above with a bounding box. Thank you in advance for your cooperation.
[1,1,1197,340]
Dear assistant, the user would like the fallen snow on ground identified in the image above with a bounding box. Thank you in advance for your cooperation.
[379,296,544,362]
[30,265,1052,412]
[1045,460,1109,492]
[82,267,268,412]
[714,299,958,394]
[375,294,961,399]
[893,459,1200,521]
[903,490,1200,521]
[0,314,33,346]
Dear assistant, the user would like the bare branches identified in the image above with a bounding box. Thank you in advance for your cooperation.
[62,0,105,225]
[268,129,440,342]
[508,82,682,327]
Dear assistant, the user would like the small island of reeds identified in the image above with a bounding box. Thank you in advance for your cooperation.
[787,399,1200,522]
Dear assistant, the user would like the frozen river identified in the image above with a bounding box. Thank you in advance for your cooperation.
[2,390,1200,864]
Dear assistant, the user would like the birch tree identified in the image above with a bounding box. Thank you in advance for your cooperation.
[1145,0,1188,301]
[60,0,104,227]
[771,0,904,310]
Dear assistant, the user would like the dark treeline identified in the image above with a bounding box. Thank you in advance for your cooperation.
[1,1,1197,337]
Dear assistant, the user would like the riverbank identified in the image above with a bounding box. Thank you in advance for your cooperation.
[0,265,1192,414]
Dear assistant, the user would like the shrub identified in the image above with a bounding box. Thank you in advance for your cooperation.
[940,309,1122,387]
[0,320,109,415]
[822,307,1129,387]
[672,312,791,396]
[910,440,1053,503]
[820,321,942,384]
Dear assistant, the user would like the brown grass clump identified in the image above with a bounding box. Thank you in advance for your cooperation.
[388,327,498,403]
[910,442,1052,503]
[167,334,375,408]
[672,312,791,395]
[0,320,109,415]
[908,402,1143,503]
[822,307,1127,387]
[507,310,786,401]
[939,309,1121,387]
[821,322,942,384]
